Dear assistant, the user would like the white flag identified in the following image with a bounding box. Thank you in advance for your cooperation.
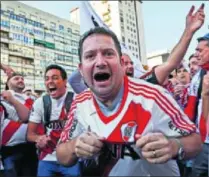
[79,1,146,77]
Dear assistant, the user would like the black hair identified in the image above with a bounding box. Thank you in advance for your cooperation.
[188,54,195,61]
[44,64,67,80]
[78,27,122,62]
[198,38,209,47]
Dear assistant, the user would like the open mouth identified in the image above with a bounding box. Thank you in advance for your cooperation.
[94,72,111,82]
[48,87,57,93]
[126,71,133,77]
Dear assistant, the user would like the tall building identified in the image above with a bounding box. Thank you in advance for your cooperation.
[1,1,80,93]
[89,1,147,64]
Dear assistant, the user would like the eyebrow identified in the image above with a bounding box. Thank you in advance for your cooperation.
[84,48,115,54]
[45,74,60,78]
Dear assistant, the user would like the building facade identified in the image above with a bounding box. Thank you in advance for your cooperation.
[90,0,147,64]
[70,0,147,64]
[1,1,80,92]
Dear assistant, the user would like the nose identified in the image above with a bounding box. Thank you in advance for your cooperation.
[95,54,107,68]
[194,51,200,58]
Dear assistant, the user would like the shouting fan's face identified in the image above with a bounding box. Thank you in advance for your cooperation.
[79,34,124,101]
[44,69,66,99]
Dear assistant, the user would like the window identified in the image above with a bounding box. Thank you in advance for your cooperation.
[129,46,131,50]
[122,36,125,42]
[120,17,123,23]
[50,22,56,29]
[7,7,14,13]
[67,28,72,33]
[19,11,26,16]
[59,25,64,31]
[30,14,37,21]
[40,18,46,24]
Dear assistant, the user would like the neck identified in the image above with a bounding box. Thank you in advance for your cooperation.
[96,80,124,108]
[11,88,23,94]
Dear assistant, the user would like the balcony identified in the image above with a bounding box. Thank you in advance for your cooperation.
[8,62,22,67]
[9,50,23,57]
[1,37,9,43]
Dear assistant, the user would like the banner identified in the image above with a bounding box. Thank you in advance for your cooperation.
[79,1,146,77]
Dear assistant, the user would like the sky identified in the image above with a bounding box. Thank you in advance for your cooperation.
[20,1,209,60]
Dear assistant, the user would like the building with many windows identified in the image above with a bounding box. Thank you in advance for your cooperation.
[72,0,147,64]
[1,1,80,92]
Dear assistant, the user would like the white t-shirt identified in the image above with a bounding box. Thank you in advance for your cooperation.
[29,91,72,161]
[60,76,197,176]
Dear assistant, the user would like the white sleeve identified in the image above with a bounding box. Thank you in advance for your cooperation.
[29,97,44,124]
[1,101,18,121]
[60,101,86,143]
[151,87,197,137]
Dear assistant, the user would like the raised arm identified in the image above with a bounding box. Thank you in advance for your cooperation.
[1,91,30,122]
[0,63,14,77]
[155,4,205,85]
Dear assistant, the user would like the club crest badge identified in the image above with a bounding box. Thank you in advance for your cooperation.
[121,121,137,143]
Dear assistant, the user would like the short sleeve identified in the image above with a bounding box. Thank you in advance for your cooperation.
[151,86,197,137]
[29,97,44,124]
[59,101,85,143]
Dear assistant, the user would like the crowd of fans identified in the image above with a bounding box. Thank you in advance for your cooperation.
[0,3,209,177]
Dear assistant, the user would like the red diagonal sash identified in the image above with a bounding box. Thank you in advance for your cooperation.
[39,106,67,160]
[2,121,22,145]
[1,97,33,146]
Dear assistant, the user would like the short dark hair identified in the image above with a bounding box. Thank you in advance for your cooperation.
[197,33,209,47]
[188,54,195,61]
[78,27,122,62]
[44,64,67,80]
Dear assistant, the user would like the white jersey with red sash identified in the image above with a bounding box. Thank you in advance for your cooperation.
[60,76,197,176]
[185,69,209,143]
[1,91,33,146]
[29,92,69,161]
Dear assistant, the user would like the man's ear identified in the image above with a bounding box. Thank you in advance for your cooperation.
[121,55,125,66]
[78,63,83,77]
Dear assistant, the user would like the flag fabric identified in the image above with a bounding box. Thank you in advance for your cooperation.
[79,1,146,77]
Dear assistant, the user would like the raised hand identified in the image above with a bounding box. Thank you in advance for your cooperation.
[0,63,14,77]
[186,3,205,33]
[1,90,15,104]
